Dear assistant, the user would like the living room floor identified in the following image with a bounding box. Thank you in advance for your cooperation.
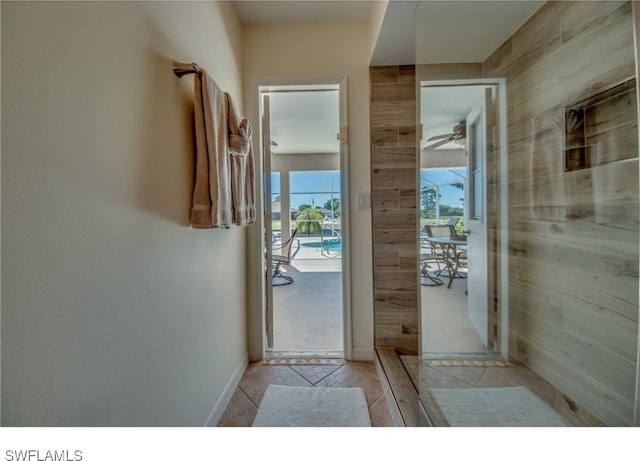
[217,360,395,427]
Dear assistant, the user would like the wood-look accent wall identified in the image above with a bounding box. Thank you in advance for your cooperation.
[370,66,419,353]
[484,1,639,426]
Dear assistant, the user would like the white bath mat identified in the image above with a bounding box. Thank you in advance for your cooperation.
[424,386,570,426]
[252,384,371,427]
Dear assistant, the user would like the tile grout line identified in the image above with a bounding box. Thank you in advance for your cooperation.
[287,364,317,386]
[369,393,386,410]
[311,362,346,386]
[474,367,489,388]
[239,386,259,412]
[237,383,262,410]
[240,385,259,427]
[427,364,478,387]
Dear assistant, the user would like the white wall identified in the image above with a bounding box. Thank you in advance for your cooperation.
[368,0,389,61]
[243,21,374,360]
[1,1,248,426]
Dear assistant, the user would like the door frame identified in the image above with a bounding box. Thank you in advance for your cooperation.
[418,78,508,359]
[465,100,489,348]
[261,92,275,349]
[248,76,352,360]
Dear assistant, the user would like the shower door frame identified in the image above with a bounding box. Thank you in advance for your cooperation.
[633,0,640,428]
[417,77,509,359]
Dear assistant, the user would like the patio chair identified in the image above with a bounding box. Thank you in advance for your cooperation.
[426,224,468,288]
[425,224,455,238]
[420,225,451,285]
[424,224,454,258]
[272,229,300,286]
[420,252,445,286]
[447,217,461,234]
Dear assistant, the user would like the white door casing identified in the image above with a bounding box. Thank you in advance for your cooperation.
[466,99,489,347]
[262,94,274,349]
[257,78,351,358]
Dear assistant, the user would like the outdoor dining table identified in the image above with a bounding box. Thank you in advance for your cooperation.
[425,235,468,289]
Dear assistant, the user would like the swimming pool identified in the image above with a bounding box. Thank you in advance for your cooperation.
[301,239,342,253]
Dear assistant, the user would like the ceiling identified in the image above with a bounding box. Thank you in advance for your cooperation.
[232,0,544,65]
[231,1,374,26]
[421,85,485,152]
[266,87,340,155]
[407,1,544,159]
[232,1,545,157]
[414,1,544,64]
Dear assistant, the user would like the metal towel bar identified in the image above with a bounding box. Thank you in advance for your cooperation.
[172,61,201,78]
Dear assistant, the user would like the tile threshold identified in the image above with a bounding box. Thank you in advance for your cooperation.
[265,351,343,358]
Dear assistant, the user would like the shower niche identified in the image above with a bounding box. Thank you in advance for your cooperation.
[564,77,638,172]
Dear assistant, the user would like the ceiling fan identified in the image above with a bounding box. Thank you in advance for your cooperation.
[424,120,466,150]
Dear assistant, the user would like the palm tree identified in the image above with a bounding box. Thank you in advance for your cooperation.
[295,208,324,236]
[323,198,340,218]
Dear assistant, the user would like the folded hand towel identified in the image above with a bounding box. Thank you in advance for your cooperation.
[226,93,256,226]
[190,71,232,228]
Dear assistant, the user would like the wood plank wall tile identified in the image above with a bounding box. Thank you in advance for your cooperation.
[370,65,419,354]
[483,0,639,426]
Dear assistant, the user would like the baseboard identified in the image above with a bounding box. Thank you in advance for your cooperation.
[351,347,374,361]
[204,353,249,427]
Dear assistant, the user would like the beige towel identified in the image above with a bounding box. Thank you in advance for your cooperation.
[226,93,256,226]
[191,71,232,228]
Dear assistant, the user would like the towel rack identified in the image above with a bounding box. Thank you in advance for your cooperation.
[173,61,202,78]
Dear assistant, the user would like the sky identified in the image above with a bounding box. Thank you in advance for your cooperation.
[420,168,466,208]
[271,171,341,210]
[271,169,465,210]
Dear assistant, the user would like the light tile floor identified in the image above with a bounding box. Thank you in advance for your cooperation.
[218,360,395,427]
[398,355,604,426]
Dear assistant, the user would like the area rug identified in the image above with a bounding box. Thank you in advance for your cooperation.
[252,384,371,427]
[424,386,570,427]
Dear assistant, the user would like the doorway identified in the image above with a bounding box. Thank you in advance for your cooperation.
[260,82,349,358]
[419,82,501,357]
